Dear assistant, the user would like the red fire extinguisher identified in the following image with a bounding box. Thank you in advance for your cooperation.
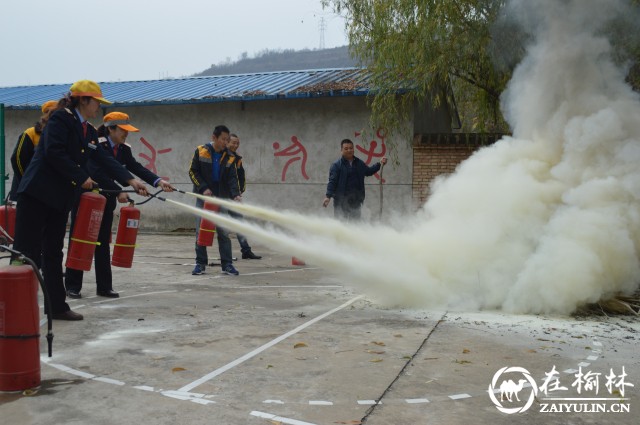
[66,191,106,271]
[112,202,141,268]
[0,202,16,240]
[197,200,220,246]
[0,264,40,391]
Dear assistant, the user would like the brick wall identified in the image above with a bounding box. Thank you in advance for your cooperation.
[412,133,505,209]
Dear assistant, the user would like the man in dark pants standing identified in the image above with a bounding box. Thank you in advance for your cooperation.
[227,133,261,260]
[12,80,148,321]
[189,125,242,276]
[322,138,387,220]
[65,112,173,299]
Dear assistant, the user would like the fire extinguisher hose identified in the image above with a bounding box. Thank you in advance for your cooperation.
[98,188,164,205]
[0,245,54,357]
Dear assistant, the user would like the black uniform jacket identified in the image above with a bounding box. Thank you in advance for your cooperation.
[17,108,134,213]
[89,137,160,199]
[8,127,39,200]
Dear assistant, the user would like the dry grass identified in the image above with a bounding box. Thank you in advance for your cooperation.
[575,290,640,317]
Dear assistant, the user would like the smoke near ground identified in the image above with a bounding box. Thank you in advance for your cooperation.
[178,0,640,314]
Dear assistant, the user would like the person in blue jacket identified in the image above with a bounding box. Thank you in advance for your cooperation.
[322,138,387,220]
[12,80,148,321]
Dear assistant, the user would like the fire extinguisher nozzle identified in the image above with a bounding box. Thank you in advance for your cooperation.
[47,333,54,357]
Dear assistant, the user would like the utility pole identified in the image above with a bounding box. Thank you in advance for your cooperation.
[319,17,326,49]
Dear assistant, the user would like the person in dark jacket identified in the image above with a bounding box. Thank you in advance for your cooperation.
[227,133,261,260]
[322,138,387,220]
[8,100,58,201]
[12,80,148,321]
[189,125,242,276]
[65,112,173,299]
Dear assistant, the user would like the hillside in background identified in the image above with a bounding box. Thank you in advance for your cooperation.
[194,45,356,76]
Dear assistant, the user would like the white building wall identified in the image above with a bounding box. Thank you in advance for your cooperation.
[3,96,413,231]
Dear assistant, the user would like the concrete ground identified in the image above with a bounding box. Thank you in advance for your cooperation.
[1,233,638,425]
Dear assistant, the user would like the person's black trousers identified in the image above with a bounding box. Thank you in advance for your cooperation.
[13,193,70,314]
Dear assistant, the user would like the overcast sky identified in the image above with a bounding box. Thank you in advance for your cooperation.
[0,0,348,88]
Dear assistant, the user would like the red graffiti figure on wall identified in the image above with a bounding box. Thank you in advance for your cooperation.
[272,135,309,182]
[354,129,387,183]
[138,137,172,179]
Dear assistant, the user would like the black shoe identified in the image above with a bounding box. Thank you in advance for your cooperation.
[52,310,84,321]
[97,290,120,298]
[242,251,262,260]
[67,290,82,299]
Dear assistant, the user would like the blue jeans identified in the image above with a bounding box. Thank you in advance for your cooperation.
[195,198,233,270]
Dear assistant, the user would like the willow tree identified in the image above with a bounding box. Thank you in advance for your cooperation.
[324,0,640,141]
[323,0,517,140]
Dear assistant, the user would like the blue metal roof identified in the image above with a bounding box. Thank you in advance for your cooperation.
[0,68,372,110]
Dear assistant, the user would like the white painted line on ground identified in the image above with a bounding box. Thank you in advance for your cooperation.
[448,393,471,400]
[592,341,602,346]
[227,285,343,289]
[160,389,213,404]
[42,360,95,379]
[263,400,285,404]
[80,291,126,300]
[176,267,321,283]
[162,391,195,401]
[406,398,429,404]
[93,377,125,385]
[134,385,155,391]
[162,390,206,399]
[578,362,591,367]
[357,400,379,405]
[177,295,365,392]
[586,355,598,361]
[240,268,320,276]
[177,276,225,283]
[92,290,177,304]
[131,261,193,265]
[190,398,215,405]
[309,400,333,405]
[250,411,316,425]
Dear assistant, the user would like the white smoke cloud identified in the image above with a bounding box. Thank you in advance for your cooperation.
[183,0,640,314]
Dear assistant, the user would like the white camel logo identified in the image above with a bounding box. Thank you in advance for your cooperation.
[500,379,527,402]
